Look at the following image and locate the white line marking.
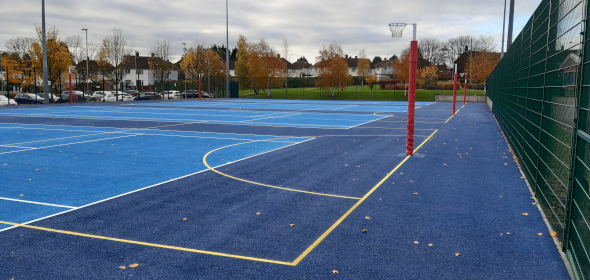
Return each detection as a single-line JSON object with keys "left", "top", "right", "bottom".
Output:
{"left": 0, "top": 134, "right": 139, "bottom": 155}
{"left": 346, "top": 115, "right": 393, "bottom": 130}
{"left": 0, "top": 197, "right": 76, "bottom": 209}
{"left": 0, "top": 138, "right": 314, "bottom": 233}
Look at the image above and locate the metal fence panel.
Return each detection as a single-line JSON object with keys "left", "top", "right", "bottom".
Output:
{"left": 488, "top": 0, "right": 590, "bottom": 278}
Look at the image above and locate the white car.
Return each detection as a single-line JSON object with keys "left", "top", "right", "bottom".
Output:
{"left": 101, "top": 92, "right": 134, "bottom": 102}
{"left": 0, "top": 95, "right": 17, "bottom": 106}
{"left": 162, "top": 91, "right": 182, "bottom": 100}
{"left": 91, "top": 91, "right": 109, "bottom": 101}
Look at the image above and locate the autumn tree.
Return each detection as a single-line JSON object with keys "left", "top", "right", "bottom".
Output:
{"left": 97, "top": 28, "right": 133, "bottom": 101}
{"left": 29, "top": 27, "right": 73, "bottom": 97}
{"left": 1, "top": 52, "right": 33, "bottom": 90}
{"left": 418, "top": 63, "right": 439, "bottom": 90}
{"left": 315, "top": 42, "right": 352, "bottom": 97}
{"left": 367, "top": 75, "right": 378, "bottom": 90}
{"left": 180, "top": 45, "right": 225, "bottom": 93}
{"left": 235, "top": 34, "right": 250, "bottom": 90}
{"left": 149, "top": 40, "right": 175, "bottom": 95}
{"left": 465, "top": 50, "right": 500, "bottom": 84}
{"left": 393, "top": 50, "right": 410, "bottom": 95}
{"left": 357, "top": 48, "right": 371, "bottom": 85}
{"left": 247, "top": 38, "right": 286, "bottom": 97}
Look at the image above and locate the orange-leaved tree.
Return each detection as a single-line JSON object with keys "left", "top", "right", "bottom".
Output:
{"left": 357, "top": 49, "right": 371, "bottom": 85}
{"left": 235, "top": 34, "right": 250, "bottom": 90}
{"left": 367, "top": 75, "right": 378, "bottom": 90}
{"left": 418, "top": 63, "right": 438, "bottom": 90}
{"left": 29, "top": 27, "right": 72, "bottom": 95}
{"left": 315, "top": 42, "right": 352, "bottom": 97}
{"left": 465, "top": 50, "right": 500, "bottom": 84}
{"left": 1, "top": 51, "right": 33, "bottom": 91}
{"left": 393, "top": 50, "right": 410, "bottom": 95}
{"left": 247, "top": 38, "right": 286, "bottom": 97}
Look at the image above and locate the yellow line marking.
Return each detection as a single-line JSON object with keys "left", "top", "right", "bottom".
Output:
{"left": 203, "top": 140, "right": 362, "bottom": 200}
{"left": 356, "top": 127, "right": 436, "bottom": 130}
{"left": 304, "top": 135, "right": 431, "bottom": 137}
{"left": 291, "top": 129, "right": 439, "bottom": 265}
{"left": 0, "top": 220, "right": 294, "bottom": 266}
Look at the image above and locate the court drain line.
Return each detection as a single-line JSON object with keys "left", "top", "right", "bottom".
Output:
{"left": 0, "top": 129, "right": 438, "bottom": 266}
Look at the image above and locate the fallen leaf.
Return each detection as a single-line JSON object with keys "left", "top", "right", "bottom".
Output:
{"left": 414, "top": 241, "right": 419, "bottom": 244}
{"left": 443, "top": 163, "right": 447, "bottom": 165}
{"left": 506, "top": 232, "right": 510, "bottom": 235}
{"left": 332, "top": 270, "right": 339, "bottom": 274}
{"left": 500, "top": 233, "right": 503, "bottom": 235}
{"left": 365, "top": 216, "right": 370, "bottom": 219}
{"left": 428, "top": 244, "right": 433, "bottom": 247}
{"left": 135, "top": 153, "right": 138, "bottom": 155}
{"left": 409, "top": 181, "right": 414, "bottom": 182}
{"left": 392, "top": 182, "right": 396, "bottom": 184}
{"left": 119, "top": 266, "right": 126, "bottom": 270}
{"left": 290, "top": 224, "right": 295, "bottom": 227}
{"left": 356, "top": 166, "right": 361, "bottom": 168}
{"left": 345, "top": 164, "right": 348, "bottom": 166}
{"left": 413, "top": 193, "right": 419, "bottom": 195}
{"left": 522, "top": 213, "right": 529, "bottom": 216}
{"left": 537, "top": 233, "right": 543, "bottom": 236}
{"left": 550, "top": 231, "right": 557, "bottom": 238}
{"left": 129, "top": 263, "right": 139, "bottom": 268}
{"left": 532, "top": 203, "right": 538, "bottom": 205}
{"left": 504, "top": 163, "right": 508, "bottom": 165}
{"left": 455, "top": 253, "right": 461, "bottom": 257}
{"left": 361, "top": 229, "right": 368, "bottom": 233}
{"left": 36, "top": 169, "right": 40, "bottom": 171}
{"left": 256, "top": 212, "right": 261, "bottom": 215}
{"left": 183, "top": 218, "right": 187, "bottom": 221}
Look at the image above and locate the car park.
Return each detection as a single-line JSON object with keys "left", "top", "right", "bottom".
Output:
{"left": 134, "top": 92, "right": 155, "bottom": 101}
{"left": 125, "top": 90, "right": 140, "bottom": 97}
{"left": 101, "top": 92, "right": 134, "bottom": 102}
{"left": 181, "top": 90, "right": 198, "bottom": 98}
{"left": 14, "top": 93, "right": 44, "bottom": 104}
{"left": 54, "top": 94, "right": 92, "bottom": 103}
{"left": 162, "top": 90, "right": 182, "bottom": 100}
{"left": 0, "top": 95, "right": 18, "bottom": 106}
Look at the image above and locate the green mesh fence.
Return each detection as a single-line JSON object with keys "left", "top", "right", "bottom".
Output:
{"left": 487, "top": 0, "right": 589, "bottom": 279}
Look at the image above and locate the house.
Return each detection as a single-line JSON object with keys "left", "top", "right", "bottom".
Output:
{"left": 373, "top": 59, "right": 395, "bottom": 80}
{"left": 288, "top": 60, "right": 312, "bottom": 77}
{"left": 454, "top": 46, "right": 501, "bottom": 74}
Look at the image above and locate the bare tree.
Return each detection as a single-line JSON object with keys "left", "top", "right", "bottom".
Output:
{"left": 65, "top": 35, "right": 84, "bottom": 64}
{"left": 148, "top": 40, "right": 174, "bottom": 96}
{"left": 419, "top": 37, "right": 444, "bottom": 65}
{"left": 445, "top": 35, "right": 474, "bottom": 67}
{"left": 357, "top": 48, "right": 371, "bottom": 85}
{"left": 282, "top": 38, "right": 290, "bottom": 92}
{"left": 97, "top": 28, "right": 134, "bottom": 101}
{"left": 5, "top": 37, "right": 34, "bottom": 59}
{"left": 473, "top": 35, "right": 499, "bottom": 52}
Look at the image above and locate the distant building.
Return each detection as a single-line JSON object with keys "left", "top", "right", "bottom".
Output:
{"left": 454, "top": 46, "right": 500, "bottom": 74}
{"left": 373, "top": 60, "right": 395, "bottom": 81}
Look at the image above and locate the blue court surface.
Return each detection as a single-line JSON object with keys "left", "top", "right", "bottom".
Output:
{"left": 0, "top": 99, "right": 571, "bottom": 279}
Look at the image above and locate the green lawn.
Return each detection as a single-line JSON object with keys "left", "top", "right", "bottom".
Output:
{"left": 238, "top": 85, "right": 484, "bottom": 101}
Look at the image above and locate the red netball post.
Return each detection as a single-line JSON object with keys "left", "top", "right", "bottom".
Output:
{"left": 389, "top": 23, "right": 418, "bottom": 156}
{"left": 463, "top": 73, "right": 467, "bottom": 105}
{"left": 452, "top": 64, "right": 457, "bottom": 115}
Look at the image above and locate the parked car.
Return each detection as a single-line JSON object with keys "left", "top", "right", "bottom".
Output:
{"left": 54, "top": 94, "right": 92, "bottom": 103}
{"left": 162, "top": 91, "right": 182, "bottom": 100}
{"left": 0, "top": 95, "right": 17, "bottom": 106}
{"left": 181, "top": 90, "right": 198, "bottom": 98}
{"left": 134, "top": 92, "right": 155, "bottom": 101}
{"left": 125, "top": 90, "right": 140, "bottom": 97}
{"left": 91, "top": 91, "right": 109, "bottom": 101}
{"left": 101, "top": 92, "right": 134, "bottom": 102}
{"left": 14, "top": 93, "right": 44, "bottom": 104}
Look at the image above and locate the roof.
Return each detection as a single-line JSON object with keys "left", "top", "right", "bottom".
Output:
{"left": 289, "top": 61, "right": 311, "bottom": 70}
{"left": 374, "top": 60, "right": 394, "bottom": 68}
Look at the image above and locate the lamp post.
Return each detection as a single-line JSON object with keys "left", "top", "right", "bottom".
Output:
{"left": 82, "top": 28, "right": 89, "bottom": 102}
{"left": 42, "top": 0, "right": 49, "bottom": 102}
{"left": 135, "top": 50, "right": 139, "bottom": 94}
{"left": 225, "top": 0, "right": 229, "bottom": 98}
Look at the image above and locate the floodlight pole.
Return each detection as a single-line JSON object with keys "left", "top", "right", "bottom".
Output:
{"left": 406, "top": 23, "right": 417, "bottom": 156}
{"left": 42, "top": 0, "right": 49, "bottom": 102}
{"left": 225, "top": 0, "right": 230, "bottom": 98}
{"left": 82, "top": 28, "right": 88, "bottom": 103}
{"left": 501, "top": 0, "right": 507, "bottom": 58}
{"left": 452, "top": 64, "right": 457, "bottom": 115}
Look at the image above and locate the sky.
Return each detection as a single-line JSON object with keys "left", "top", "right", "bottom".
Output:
{"left": 0, "top": 0, "right": 542, "bottom": 63}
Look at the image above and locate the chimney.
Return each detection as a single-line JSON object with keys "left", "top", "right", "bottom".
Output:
{"left": 345, "top": 54, "right": 348, "bottom": 59}
{"left": 355, "top": 56, "right": 358, "bottom": 59}
{"left": 464, "top": 46, "right": 468, "bottom": 52}
{"left": 277, "top": 54, "right": 281, "bottom": 58}
{"left": 151, "top": 53, "right": 155, "bottom": 58}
